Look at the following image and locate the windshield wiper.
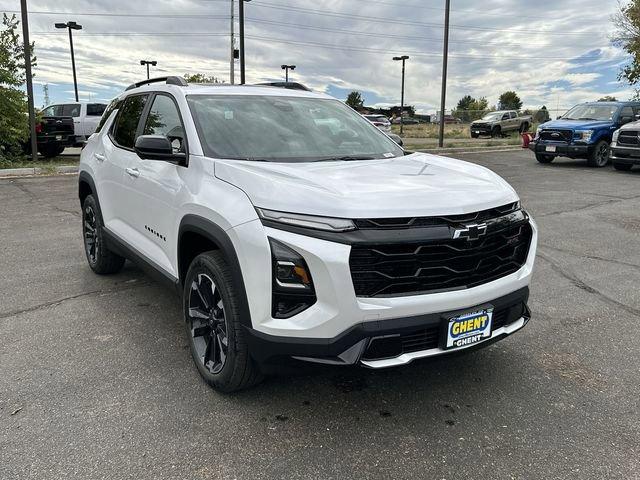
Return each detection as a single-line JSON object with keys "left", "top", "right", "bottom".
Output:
{"left": 578, "top": 117, "right": 598, "bottom": 121}
{"left": 316, "top": 155, "right": 380, "bottom": 162}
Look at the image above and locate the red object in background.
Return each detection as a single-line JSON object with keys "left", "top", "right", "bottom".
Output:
{"left": 35, "top": 122, "right": 42, "bottom": 134}
{"left": 521, "top": 132, "right": 534, "bottom": 148}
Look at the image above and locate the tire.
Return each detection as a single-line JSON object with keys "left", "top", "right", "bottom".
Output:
{"left": 535, "top": 153, "right": 555, "bottom": 164}
{"left": 586, "top": 140, "right": 610, "bottom": 168}
{"left": 82, "top": 194, "right": 126, "bottom": 274}
{"left": 56, "top": 145, "right": 66, "bottom": 155}
{"left": 491, "top": 126, "right": 501, "bottom": 138}
{"left": 184, "top": 251, "right": 263, "bottom": 392}
{"left": 613, "top": 162, "right": 633, "bottom": 171}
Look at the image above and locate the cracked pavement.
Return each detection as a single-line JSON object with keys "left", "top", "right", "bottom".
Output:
{"left": 1, "top": 151, "right": 640, "bottom": 479}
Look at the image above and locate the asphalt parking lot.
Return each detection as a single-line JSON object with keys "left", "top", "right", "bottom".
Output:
{"left": 2, "top": 150, "right": 640, "bottom": 479}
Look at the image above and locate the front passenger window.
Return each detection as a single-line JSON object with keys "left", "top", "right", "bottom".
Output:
{"left": 143, "top": 95, "right": 185, "bottom": 153}
{"left": 112, "top": 95, "right": 148, "bottom": 149}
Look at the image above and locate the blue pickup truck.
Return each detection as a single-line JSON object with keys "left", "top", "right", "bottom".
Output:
{"left": 529, "top": 101, "right": 640, "bottom": 167}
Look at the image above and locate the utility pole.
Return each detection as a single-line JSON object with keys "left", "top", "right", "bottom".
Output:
{"left": 20, "top": 0, "right": 38, "bottom": 160}
{"left": 239, "top": 0, "right": 250, "bottom": 84}
{"left": 281, "top": 64, "right": 295, "bottom": 82}
{"left": 438, "top": 0, "right": 451, "bottom": 148}
{"left": 393, "top": 56, "right": 409, "bottom": 136}
{"left": 55, "top": 21, "right": 82, "bottom": 102}
{"left": 140, "top": 60, "right": 157, "bottom": 80}
{"left": 230, "top": 0, "right": 235, "bottom": 84}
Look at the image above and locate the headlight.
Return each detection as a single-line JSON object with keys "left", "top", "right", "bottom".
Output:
{"left": 575, "top": 130, "right": 594, "bottom": 142}
{"left": 535, "top": 127, "right": 542, "bottom": 139}
{"left": 612, "top": 129, "right": 621, "bottom": 143}
{"left": 257, "top": 208, "right": 356, "bottom": 232}
{"left": 269, "top": 238, "right": 316, "bottom": 319}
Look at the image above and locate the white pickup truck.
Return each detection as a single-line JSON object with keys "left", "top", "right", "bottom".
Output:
{"left": 41, "top": 102, "right": 108, "bottom": 146}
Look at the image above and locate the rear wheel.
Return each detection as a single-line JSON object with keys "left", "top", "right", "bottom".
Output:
{"left": 535, "top": 153, "right": 555, "bottom": 164}
{"left": 587, "top": 140, "right": 610, "bottom": 168}
{"left": 82, "top": 194, "right": 126, "bottom": 274}
{"left": 613, "top": 162, "right": 633, "bottom": 171}
{"left": 184, "top": 251, "right": 263, "bottom": 392}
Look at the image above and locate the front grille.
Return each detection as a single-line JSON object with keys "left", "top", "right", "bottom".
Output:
{"left": 354, "top": 202, "right": 519, "bottom": 230}
{"left": 539, "top": 129, "right": 572, "bottom": 143}
{"left": 349, "top": 221, "right": 533, "bottom": 297}
{"left": 617, "top": 130, "right": 640, "bottom": 146}
{"left": 360, "top": 301, "right": 527, "bottom": 360}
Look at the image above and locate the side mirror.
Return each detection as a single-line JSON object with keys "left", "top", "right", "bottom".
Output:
{"left": 134, "top": 134, "right": 186, "bottom": 163}
{"left": 556, "top": 116, "right": 562, "bottom": 120}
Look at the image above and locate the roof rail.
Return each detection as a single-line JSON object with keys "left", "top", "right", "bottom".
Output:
{"left": 125, "top": 76, "right": 188, "bottom": 91}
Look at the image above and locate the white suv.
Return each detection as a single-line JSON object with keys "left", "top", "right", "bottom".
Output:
{"left": 79, "top": 77, "right": 537, "bottom": 391}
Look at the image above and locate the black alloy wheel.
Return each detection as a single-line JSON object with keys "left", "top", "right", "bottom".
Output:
{"left": 83, "top": 203, "right": 99, "bottom": 264}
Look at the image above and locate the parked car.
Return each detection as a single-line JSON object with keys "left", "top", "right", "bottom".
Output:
{"left": 392, "top": 117, "right": 420, "bottom": 125}
{"left": 41, "top": 102, "right": 108, "bottom": 146}
{"left": 529, "top": 102, "right": 640, "bottom": 167}
{"left": 22, "top": 114, "right": 75, "bottom": 158}
{"left": 610, "top": 120, "right": 640, "bottom": 171}
{"left": 78, "top": 76, "right": 537, "bottom": 391}
{"left": 470, "top": 111, "right": 532, "bottom": 138}
{"left": 363, "top": 114, "right": 391, "bottom": 133}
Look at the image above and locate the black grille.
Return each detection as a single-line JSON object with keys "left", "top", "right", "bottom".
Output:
{"left": 354, "top": 202, "right": 519, "bottom": 230}
{"left": 539, "top": 129, "right": 572, "bottom": 143}
{"left": 617, "top": 130, "right": 640, "bottom": 146}
{"left": 349, "top": 222, "right": 533, "bottom": 297}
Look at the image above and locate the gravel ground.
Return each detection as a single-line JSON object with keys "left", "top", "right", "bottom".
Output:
{"left": 1, "top": 150, "right": 639, "bottom": 479}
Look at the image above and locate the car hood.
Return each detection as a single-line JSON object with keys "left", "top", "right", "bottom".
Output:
{"left": 617, "top": 119, "right": 640, "bottom": 132}
{"left": 214, "top": 153, "right": 518, "bottom": 218}
{"left": 540, "top": 119, "right": 613, "bottom": 130}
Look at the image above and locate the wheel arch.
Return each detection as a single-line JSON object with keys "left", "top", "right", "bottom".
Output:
{"left": 78, "top": 171, "right": 101, "bottom": 212}
{"left": 178, "top": 214, "right": 253, "bottom": 328}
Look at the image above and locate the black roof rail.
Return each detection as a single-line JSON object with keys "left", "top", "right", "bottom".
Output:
{"left": 125, "top": 76, "right": 188, "bottom": 91}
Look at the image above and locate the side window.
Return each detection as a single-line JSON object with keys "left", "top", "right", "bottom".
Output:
{"left": 95, "top": 99, "right": 122, "bottom": 133}
{"left": 619, "top": 106, "right": 634, "bottom": 122}
{"left": 143, "top": 95, "right": 185, "bottom": 153}
{"left": 87, "top": 103, "right": 107, "bottom": 116}
{"left": 42, "top": 105, "right": 62, "bottom": 117}
{"left": 510, "top": 112, "right": 517, "bottom": 119}
{"left": 502, "top": 113, "right": 509, "bottom": 120}
{"left": 62, "top": 104, "right": 81, "bottom": 117}
{"left": 112, "top": 95, "right": 148, "bottom": 149}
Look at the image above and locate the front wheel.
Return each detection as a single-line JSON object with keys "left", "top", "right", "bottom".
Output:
{"left": 587, "top": 140, "right": 610, "bottom": 168}
{"left": 82, "top": 194, "right": 126, "bottom": 274}
{"left": 184, "top": 251, "right": 263, "bottom": 392}
{"left": 491, "top": 126, "right": 501, "bottom": 138}
{"left": 535, "top": 153, "right": 555, "bottom": 164}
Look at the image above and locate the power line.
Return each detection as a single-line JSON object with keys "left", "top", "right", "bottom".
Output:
{"left": 2, "top": 9, "right": 229, "bottom": 19}
{"left": 33, "top": 32, "right": 229, "bottom": 36}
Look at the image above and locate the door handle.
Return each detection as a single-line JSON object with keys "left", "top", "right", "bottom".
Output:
{"left": 94, "top": 153, "right": 106, "bottom": 162}
{"left": 125, "top": 167, "right": 140, "bottom": 178}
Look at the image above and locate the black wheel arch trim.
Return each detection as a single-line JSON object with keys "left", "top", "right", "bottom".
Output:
{"left": 78, "top": 171, "right": 100, "bottom": 209}
{"left": 178, "top": 214, "right": 253, "bottom": 328}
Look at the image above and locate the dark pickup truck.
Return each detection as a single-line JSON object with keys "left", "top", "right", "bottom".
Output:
{"left": 29, "top": 116, "right": 75, "bottom": 158}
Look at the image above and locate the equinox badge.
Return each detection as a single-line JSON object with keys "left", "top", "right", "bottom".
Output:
{"left": 453, "top": 223, "right": 488, "bottom": 241}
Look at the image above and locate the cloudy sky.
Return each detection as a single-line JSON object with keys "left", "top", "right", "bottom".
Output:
{"left": 1, "top": 0, "right": 631, "bottom": 115}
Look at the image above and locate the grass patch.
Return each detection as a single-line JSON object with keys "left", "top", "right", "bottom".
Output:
{"left": 0, "top": 155, "right": 80, "bottom": 170}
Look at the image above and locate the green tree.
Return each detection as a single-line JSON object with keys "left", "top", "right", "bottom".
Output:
{"left": 345, "top": 91, "right": 364, "bottom": 110}
{"left": 613, "top": 1, "right": 640, "bottom": 95}
{"left": 183, "top": 73, "right": 224, "bottom": 83}
{"left": 454, "top": 95, "right": 489, "bottom": 122}
{"left": 598, "top": 95, "right": 618, "bottom": 101}
{"left": 498, "top": 91, "right": 522, "bottom": 110}
{"left": 0, "top": 14, "right": 36, "bottom": 160}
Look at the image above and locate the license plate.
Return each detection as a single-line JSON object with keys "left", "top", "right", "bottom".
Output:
{"left": 445, "top": 308, "right": 493, "bottom": 350}
{"left": 545, "top": 145, "right": 556, "bottom": 152}
{"left": 56, "top": 135, "right": 62, "bottom": 141}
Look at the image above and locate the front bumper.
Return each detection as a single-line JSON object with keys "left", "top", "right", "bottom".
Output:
{"left": 528, "top": 141, "right": 594, "bottom": 158}
{"left": 610, "top": 144, "right": 640, "bottom": 165}
{"left": 470, "top": 124, "right": 493, "bottom": 134}
{"left": 245, "top": 287, "right": 531, "bottom": 368}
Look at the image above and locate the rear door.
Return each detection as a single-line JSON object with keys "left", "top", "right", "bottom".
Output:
{"left": 98, "top": 94, "right": 149, "bottom": 237}
{"left": 118, "top": 93, "right": 188, "bottom": 277}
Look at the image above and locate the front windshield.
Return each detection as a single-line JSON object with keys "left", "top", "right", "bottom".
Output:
{"left": 186, "top": 95, "right": 403, "bottom": 162}
{"left": 481, "top": 112, "right": 503, "bottom": 121}
{"left": 561, "top": 104, "right": 618, "bottom": 121}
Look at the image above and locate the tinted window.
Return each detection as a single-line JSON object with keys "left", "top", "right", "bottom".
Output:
{"left": 509, "top": 112, "right": 517, "bottom": 119}
{"left": 143, "top": 95, "right": 185, "bottom": 152}
{"left": 96, "top": 99, "right": 121, "bottom": 133}
{"left": 42, "top": 105, "right": 62, "bottom": 117}
{"left": 112, "top": 95, "right": 148, "bottom": 149}
{"left": 87, "top": 103, "right": 107, "bottom": 116}
{"left": 62, "top": 104, "right": 81, "bottom": 117}
{"left": 502, "top": 113, "right": 509, "bottom": 120}
{"left": 619, "top": 106, "right": 634, "bottom": 119}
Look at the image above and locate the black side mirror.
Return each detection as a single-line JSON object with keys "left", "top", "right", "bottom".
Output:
{"left": 556, "top": 116, "right": 562, "bottom": 120}
{"left": 134, "top": 134, "right": 186, "bottom": 163}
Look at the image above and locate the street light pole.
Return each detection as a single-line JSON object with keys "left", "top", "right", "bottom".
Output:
{"left": 281, "top": 64, "right": 295, "bottom": 82}
{"left": 239, "top": 0, "right": 251, "bottom": 84}
{"left": 140, "top": 60, "right": 157, "bottom": 80}
{"left": 230, "top": 0, "right": 235, "bottom": 84}
{"left": 20, "top": 0, "right": 38, "bottom": 160}
{"left": 393, "top": 55, "right": 409, "bottom": 136}
{"left": 438, "top": 0, "right": 451, "bottom": 148}
{"left": 55, "top": 21, "right": 82, "bottom": 102}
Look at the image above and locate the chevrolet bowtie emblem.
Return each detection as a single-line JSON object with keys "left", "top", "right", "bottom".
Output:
{"left": 453, "top": 223, "right": 488, "bottom": 241}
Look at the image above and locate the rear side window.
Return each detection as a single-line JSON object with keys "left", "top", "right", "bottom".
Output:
{"left": 87, "top": 103, "right": 107, "bottom": 116}
{"left": 62, "top": 104, "right": 81, "bottom": 117}
{"left": 143, "top": 95, "right": 185, "bottom": 152}
{"left": 112, "top": 95, "right": 148, "bottom": 149}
